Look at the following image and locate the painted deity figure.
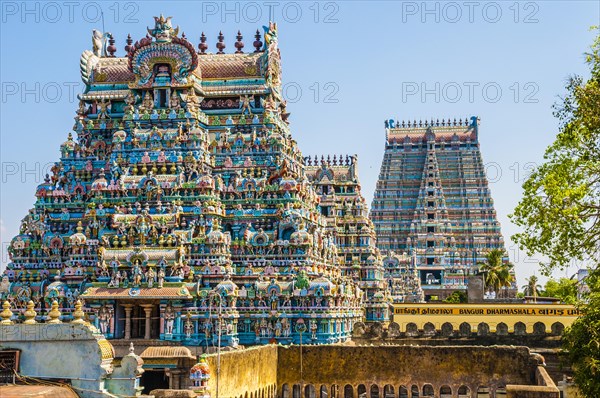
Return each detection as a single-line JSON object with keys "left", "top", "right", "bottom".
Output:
{"left": 239, "top": 95, "right": 254, "bottom": 115}
{"left": 132, "top": 263, "right": 143, "bottom": 286}
{"left": 146, "top": 267, "right": 156, "bottom": 288}
{"left": 158, "top": 266, "right": 166, "bottom": 288}
{"left": 260, "top": 318, "right": 268, "bottom": 338}
{"left": 96, "top": 99, "right": 111, "bottom": 120}
{"left": 184, "top": 316, "right": 194, "bottom": 339}
{"left": 141, "top": 91, "right": 154, "bottom": 111}
{"left": 204, "top": 319, "right": 213, "bottom": 338}
{"left": 148, "top": 14, "right": 179, "bottom": 43}
{"left": 170, "top": 91, "right": 181, "bottom": 109}
{"left": 92, "top": 29, "right": 106, "bottom": 56}
{"left": 164, "top": 305, "right": 175, "bottom": 334}
{"left": 282, "top": 318, "right": 291, "bottom": 337}
{"left": 310, "top": 319, "right": 318, "bottom": 340}
{"left": 98, "top": 305, "right": 113, "bottom": 335}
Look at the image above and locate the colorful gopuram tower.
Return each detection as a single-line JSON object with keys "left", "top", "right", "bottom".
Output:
{"left": 370, "top": 117, "right": 509, "bottom": 300}
{"left": 305, "top": 155, "right": 390, "bottom": 322}
{"left": 0, "top": 16, "right": 364, "bottom": 346}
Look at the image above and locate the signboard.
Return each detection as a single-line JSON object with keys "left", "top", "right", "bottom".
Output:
{"left": 393, "top": 305, "right": 580, "bottom": 317}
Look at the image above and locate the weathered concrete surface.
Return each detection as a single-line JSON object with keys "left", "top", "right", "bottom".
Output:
{"left": 205, "top": 344, "right": 558, "bottom": 398}
{"left": 506, "top": 385, "right": 560, "bottom": 398}
{"left": 0, "top": 323, "right": 113, "bottom": 397}
{"left": 0, "top": 385, "right": 79, "bottom": 398}
{"left": 0, "top": 323, "right": 143, "bottom": 398}
{"left": 277, "top": 345, "right": 534, "bottom": 392}
{"left": 206, "top": 344, "right": 278, "bottom": 398}
{"left": 505, "top": 367, "right": 560, "bottom": 397}
{"left": 150, "top": 389, "right": 196, "bottom": 398}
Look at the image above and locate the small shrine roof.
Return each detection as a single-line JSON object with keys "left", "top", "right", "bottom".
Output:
{"left": 197, "top": 52, "right": 264, "bottom": 79}
{"left": 103, "top": 247, "right": 178, "bottom": 261}
{"left": 87, "top": 51, "right": 264, "bottom": 86}
{"left": 140, "top": 346, "right": 195, "bottom": 359}
{"left": 81, "top": 286, "right": 192, "bottom": 299}
{"left": 79, "top": 90, "right": 131, "bottom": 100}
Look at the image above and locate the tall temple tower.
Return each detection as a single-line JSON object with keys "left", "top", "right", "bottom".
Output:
{"left": 1, "top": 17, "right": 365, "bottom": 346}
{"left": 305, "top": 155, "right": 390, "bottom": 322}
{"left": 370, "top": 117, "right": 509, "bottom": 300}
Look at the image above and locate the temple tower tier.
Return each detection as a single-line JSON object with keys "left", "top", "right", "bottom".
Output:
{"left": 1, "top": 17, "right": 365, "bottom": 346}
{"left": 370, "top": 117, "right": 514, "bottom": 300}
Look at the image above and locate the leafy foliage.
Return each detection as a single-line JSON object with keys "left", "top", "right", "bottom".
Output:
{"left": 542, "top": 277, "right": 578, "bottom": 304}
{"left": 477, "top": 249, "right": 515, "bottom": 296}
{"left": 562, "top": 269, "right": 600, "bottom": 397}
{"left": 522, "top": 275, "right": 542, "bottom": 298}
{"left": 444, "top": 291, "right": 468, "bottom": 303}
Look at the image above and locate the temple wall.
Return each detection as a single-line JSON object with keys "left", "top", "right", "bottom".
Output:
{"left": 277, "top": 345, "right": 535, "bottom": 396}
{"left": 206, "top": 345, "right": 278, "bottom": 398}
{"left": 207, "top": 344, "right": 558, "bottom": 398}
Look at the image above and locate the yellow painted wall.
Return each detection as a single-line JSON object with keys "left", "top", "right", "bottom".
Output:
{"left": 392, "top": 303, "right": 579, "bottom": 333}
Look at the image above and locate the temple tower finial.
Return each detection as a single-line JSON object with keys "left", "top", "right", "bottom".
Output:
{"left": 253, "top": 30, "right": 263, "bottom": 52}
{"left": 235, "top": 31, "right": 244, "bottom": 53}
{"left": 124, "top": 34, "right": 133, "bottom": 53}
{"left": 199, "top": 32, "right": 208, "bottom": 54}
{"left": 216, "top": 31, "right": 226, "bottom": 54}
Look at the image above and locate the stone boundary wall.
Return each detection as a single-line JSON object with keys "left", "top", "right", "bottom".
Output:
{"left": 277, "top": 345, "right": 534, "bottom": 397}
{"left": 207, "top": 344, "right": 559, "bottom": 398}
{"left": 205, "top": 344, "right": 278, "bottom": 398}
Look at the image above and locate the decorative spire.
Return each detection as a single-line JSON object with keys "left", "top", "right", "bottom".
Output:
{"left": 71, "top": 300, "right": 85, "bottom": 324}
{"left": 0, "top": 301, "right": 13, "bottom": 325}
{"left": 235, "top": 30, "right": 244, "bottom": 53}
{"left": 129, "top": 342, "right": 135, "bottom": 354}
{"left": 216, "top": 31, "right": 226, "bottom": 54}
{"left": 107, "top": 33, "right": 117, "bottom": 57}
{"left": 253, "top": 29, "right": 263, "bottom": 52}
{"left": 24, "top": 300, "right": 37, "bottom": 324}
{"left": 199, "top": 32, "right": 208, "bottom": 54}
{"left": 47, "top": 300, "right": 62, "bottom": 324}
{"left": 124, "top": 34, "right": 133, "bottom": 53}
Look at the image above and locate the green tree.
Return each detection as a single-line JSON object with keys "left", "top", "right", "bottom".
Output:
{"left": 444, "top": 291, "right": 468, "bottom": 303}
{"left": 478, "top": 249, "right": 515, "bottom": 297}
{"left": 511, "top": 30, "right": 600, "bottom": 397}
{"left": 522, "top": 275, "right": 542, "bottom": 299}
{"left": 562, "top": 269, "right": 600, "bottom": 397}
{"left": 543, "top": 277, "right": 578, "bottom": 304}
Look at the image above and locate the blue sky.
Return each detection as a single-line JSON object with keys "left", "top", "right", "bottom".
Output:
{"left": 1, "top": 1, "right": 599, "bottom": 287}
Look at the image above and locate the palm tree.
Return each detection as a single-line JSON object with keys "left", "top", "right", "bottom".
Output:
{"left": 522, "top": 275, "right": 542, "bottom": 301}
{"left": 478, "top": 249, "right": 515, "bottom": 298}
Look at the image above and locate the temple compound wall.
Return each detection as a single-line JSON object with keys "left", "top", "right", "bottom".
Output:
{"left": 206, "top": 345, "right": 559, "bottom": 398}
{"left": 205, "top": 345, "right": 278, "bottom": 398}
